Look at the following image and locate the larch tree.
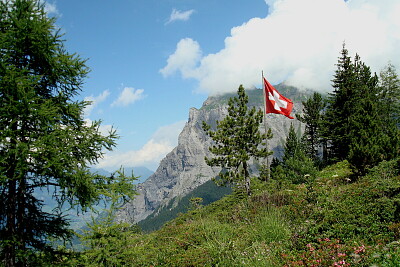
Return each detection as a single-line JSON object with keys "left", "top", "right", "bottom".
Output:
{"left": 0, "top": 1, "right": 134, "bottom": 265}
{"left": 202, "top": 85, "right": 272, "bottom": 196}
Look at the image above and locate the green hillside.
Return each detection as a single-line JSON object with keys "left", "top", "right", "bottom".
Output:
{"left": 64, "top": 159, "right": 400, "bottom": 266}
{"left": 138, "top": 180, "right": 232, "bottom": 232}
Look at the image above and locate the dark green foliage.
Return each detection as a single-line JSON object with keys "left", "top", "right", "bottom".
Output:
{"left": 323, "top": 44, "right": 400, "bottom": 175}
{"left": 282, "top": 123, "right": 303, "bottom": 163}
{"left": 202, "top": 85, "right": 272, "bottom": 195}
{"left": 296, "top": 92, "right": 325, "bottom": 163}
{"left": 0, "top": 1, "right": 130, "bottom": 265}
{"left": 346, "top": 58, "right": 400, "bottom": 176}
{"left": 272, "top": 123, "right": 317, "bottom": 184}
{"left": 323, "top": 44, "right": 358, "bottom": 162}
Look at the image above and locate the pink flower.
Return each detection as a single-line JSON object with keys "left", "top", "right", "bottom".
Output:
{"left": 333, "top": 260, "right": 348, "bottom": 266}
{"left": 354, "top": 245, "right": 366, "bottom": 254}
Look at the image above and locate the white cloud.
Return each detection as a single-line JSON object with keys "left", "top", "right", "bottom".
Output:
{"left": 111, "top": 87, "right": 145, "bottom": 107}
{"left": 160, "top": 38, "right": 202, "bottom": 78}
{"left": 264, "top": 0, "right": 279, "bottom": 12}
{"left": 84, "top": 90, "right": 110, "bottom": 117}
{"left": 40, "top": 1, "right": 59, "bottom": 16}
{"left": 166, "top": 8, "right": 195, "bottom": 24}
{"left": 2, "top": 0, "right": 59, "bottom": 16}
{"left": 161, "top": 0, "right": 400, "bottom": 94}
{"left": 96, "top": 121, "right": 186, "bottom": 171}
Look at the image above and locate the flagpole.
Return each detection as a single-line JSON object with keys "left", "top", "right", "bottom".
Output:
{"left": 262, "top": 71, "right": 271, "bottom": 181}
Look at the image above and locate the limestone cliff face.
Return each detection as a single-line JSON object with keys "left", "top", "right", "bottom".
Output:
{"left": 116, "top": 104, "right": 227, "bottom": 223}
{"left": 117, "top": 86, "right": 307, "bottom": 223}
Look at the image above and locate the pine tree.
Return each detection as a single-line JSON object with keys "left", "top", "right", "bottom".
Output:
{"left": 377, "top": 63, "right": 400, "bottom": 162}
{"left": 348, "top": 60, "right": 400, "bottom": 175}
{"left": 202, "top": 85, "right": 272, "bottom": 196}
{"left": 0, "top": 1, "right": 133, "bottom": 265}
{"left": 323, "top": 44, "right": 400, "bottom": 175}
{"left": 346, "top": 55, "right": 382, "bottom": 175}
{"left": 282, "top": 123, "right": 302, "bottom": 163}
{"left": 296, "top": 92, "right": 325, "bottom": 163}
{"left": 323, "top": 44, "right": 356, "bottom": 162}
{"left": 278, "top": 123, "right": 316, "bottom": 184}
{"left": 379, "top": 63, "right": 400, "bottom": 125}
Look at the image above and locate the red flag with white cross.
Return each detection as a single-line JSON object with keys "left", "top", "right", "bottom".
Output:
{"left": 263, "top": 77, "right": 294, "bottom": 119}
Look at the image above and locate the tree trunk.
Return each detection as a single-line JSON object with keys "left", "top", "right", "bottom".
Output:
{"left": 243, "top": 162, "right": 251, "bottom": 196}
{"left": 4, "top": 123, "right": 18, "bottom": 267}
{"left": 16, "top": 178, "right": 27, "bottom": 264}
{"left": 4, "top": 179, "right": 17, "bottom": 267}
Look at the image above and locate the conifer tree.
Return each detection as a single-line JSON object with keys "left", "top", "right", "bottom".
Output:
{"left": 282, "top": 123, "right": 303, "bottom": 163}
{"left": 345, "top": 55, "right": 382, "bottom": 175}
{"left": 323, "top": 44, "right": 356, "bottom": 162}
{"left": 0, "top": 1, "right": 133, "bottom": 265}
{"left": 202, "top": 85, "right": 272, "bottom": 196}
{"left": 296, "top": 92, "right": 325, "bottom": 163}
{"left": 376, "top": 63, "right": 400, "bottom": 162}
{"left": 379, "top": 63, "right": 400, "bottom": 125}
{"left": 323, "top": 44, "right": 400, "bottom": 175}
{"left": 275, "top": 123, "right": 316, "bottom": 184}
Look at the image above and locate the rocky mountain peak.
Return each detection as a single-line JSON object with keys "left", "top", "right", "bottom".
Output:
{"left": 116, "top": 86, "right": 307, "bottom": 224}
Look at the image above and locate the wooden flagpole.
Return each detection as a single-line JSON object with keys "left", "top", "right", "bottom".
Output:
{"left": 262, "top": 71, "right": 270, "bottom": 181}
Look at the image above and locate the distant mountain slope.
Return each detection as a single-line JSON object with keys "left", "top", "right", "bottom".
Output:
{"left": 138, "top": 180, "right": 232, "bottom": 232}
{"left": 116, "top": 85, "right": 312, "bottom": 224}
{"left": 92, "top": 166, "right": 153, "bottom": 184}
{"left": 34, "top": 166, "right": 153, "bottom": 230}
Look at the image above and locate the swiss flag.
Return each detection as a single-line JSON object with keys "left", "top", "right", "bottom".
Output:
{"left": 263, "top": 77, "right": 294, "bottom": 119}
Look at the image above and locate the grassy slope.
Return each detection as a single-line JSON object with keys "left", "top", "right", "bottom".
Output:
{"left": 138, "top": 180, "right": 232, "bottom": 232}
{"left": 71, "top": 159, "right": 400, "bottom": 266}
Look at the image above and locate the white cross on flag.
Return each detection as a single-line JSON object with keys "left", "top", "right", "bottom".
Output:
{"left": 263, "top": 77, "right": 294, "bottom": 119}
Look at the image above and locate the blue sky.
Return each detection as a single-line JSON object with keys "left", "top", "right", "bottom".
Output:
{"left": 46, "top": 0, "right": 400, "bottom": 171}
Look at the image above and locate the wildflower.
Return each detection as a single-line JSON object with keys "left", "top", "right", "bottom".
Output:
{"left": 333, "top": 259, "right": 347, "bottom": 266}
{"left": 354, "top": 245, "right": 366, "bottom": 254}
